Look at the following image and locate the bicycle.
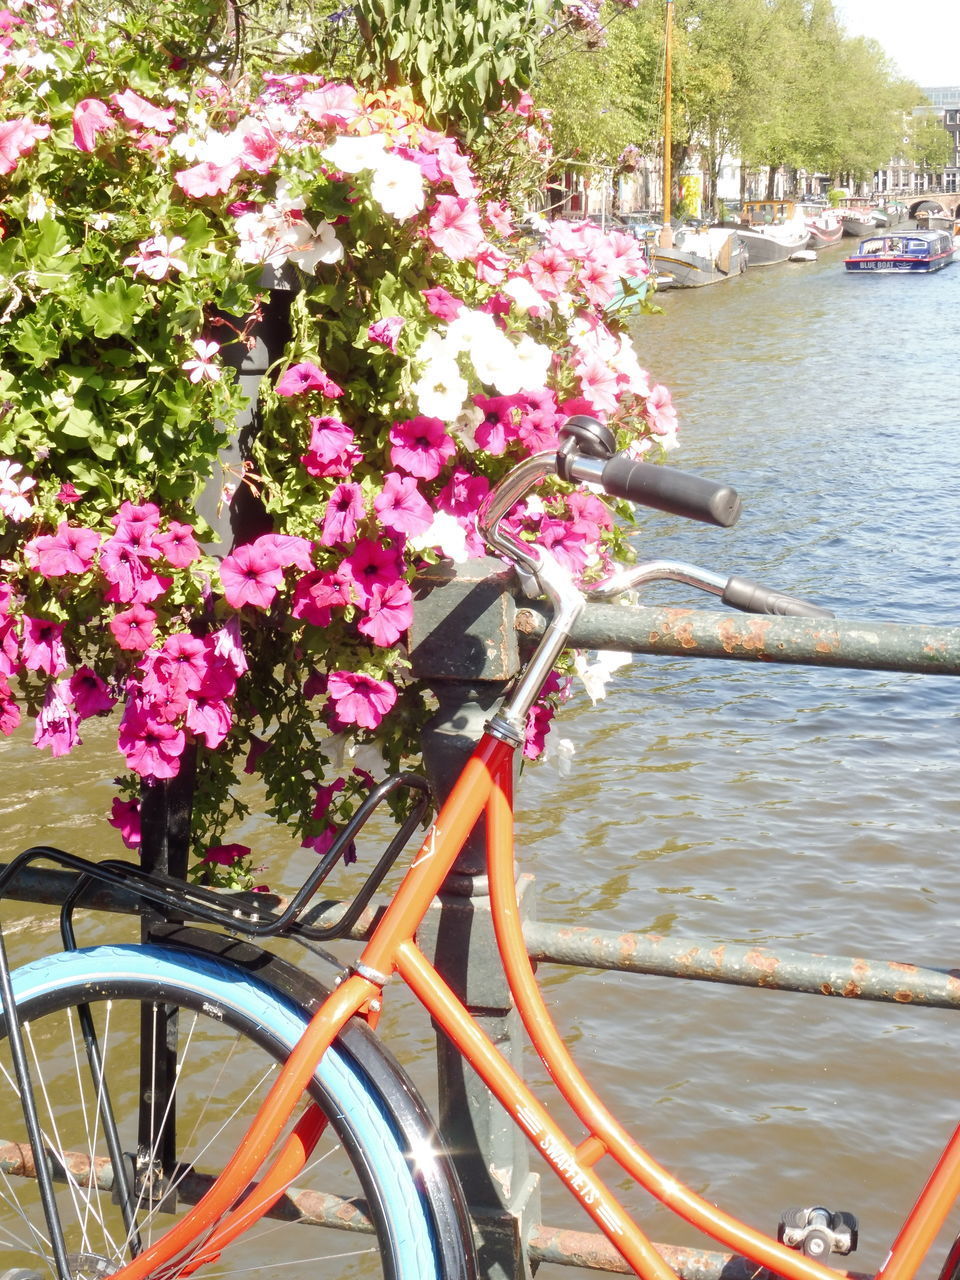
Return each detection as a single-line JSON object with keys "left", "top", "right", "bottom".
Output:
{"left": 0, "top": 413, "right": 939, "bottom": 1280}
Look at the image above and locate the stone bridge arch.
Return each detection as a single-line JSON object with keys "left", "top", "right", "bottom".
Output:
{"left": 908, "top": 194, "right": 960, "bottom": 220}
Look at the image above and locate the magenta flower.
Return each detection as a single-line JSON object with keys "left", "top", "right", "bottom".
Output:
{"left": 56, "top": 483, "right": 83, "bottom": 505}
{"left": 202, "top": 843, "right": 251, "bottom": 868}
{"left": 159, "top": 633, "right": 210, "bottom": 692}
{"left": 0, "top": 675, "right": 20, "bottom": 736}
{"left": 373, "top": 473, "right": 432, "bottom": 536}
{"left": 109, "top": 603, "right": 157, "bottom": 652}
{"left": 302, "top": 416, "right": 363, "bottom": 478}
{"left": 211, "top": 621, "right": 248, "bottom": 680}
{"left": 473, "top": 394, "right": 523, "bottom": 455}
{"left": 427, "top": 195, "right": 485, "bottom": 260}
{"left": 108, "top": 797, "right": 141, "bottom": 850}
{"left": 337, "top": 539, "right": 404, "bottom": 608}
{"left": 357, "top": 579, "right": 414, "bottom": 648}
{"left": 99, "top": 539, "right": 147, "bottom": 602}
{"left": 321, "top": 483, "right": 365, "bottom": 546}
{"left": 111, "top": 89, "right": 175, "bottom": 134}
{"left": 422, "top": 286, "right": 463, "bottom": 320}
{"left": 185, "top": 692, "right": 232, "bottom": 748}
{"left": 389, "top": 416, "right": 455, "bottom": 481}
{"left": 118, "top": 708, "right": 185, "bottom": 780}
{"left": 72, "top": 98, "right": 113, "bottom": 151}
{"left": 154, "top": 521, "right": 201, "bottom": 567}
{"left": 69, "top": 667, "right": 115, "bottom": 718}
{"left": 255, "top": 533, "right": 314, "bottom": 572}
{"left": 367, "top": 317, "right": 404, "bottom": 352}
{"left": 220, "top": 539, "right": 288, "bottom": 609}
{"left": 33, "top": 682, "right": 79, "bottom": 758}
{"left": 24, "top": 522, "right": 100, "bottom": 577}
{"left": 21, "top": 618, "right": 67, "bottom": 676}
{"left": 290, "top": 571, "right": 347, "bottom": 627}
{"left": 275, "top": 361, "right": 343, "bottom": 399}
{"left": 327, "top": 670, "right": 398, "bottom": 730}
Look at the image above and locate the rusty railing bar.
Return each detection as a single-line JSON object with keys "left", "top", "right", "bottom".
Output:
{"left": 5, "top": 866, "right": 958, "bottom": 1011}
{"left": 516, "top": 602, "right": 960, "bottom": 676}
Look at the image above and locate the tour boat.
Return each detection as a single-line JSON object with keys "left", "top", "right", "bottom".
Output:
{"left": 843, "top": 229, "right": 956, "bottom": 274}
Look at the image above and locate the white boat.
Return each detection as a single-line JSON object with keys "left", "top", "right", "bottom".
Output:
{"left": 653, "top": 226, "right": 748, "bottom": 288}
{"left": 728, "top": 200, "right": 811, "bottom": 266}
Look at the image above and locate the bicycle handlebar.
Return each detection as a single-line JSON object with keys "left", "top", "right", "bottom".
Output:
{"left": 565, "top": 453, "right": 742, "bottom": 529}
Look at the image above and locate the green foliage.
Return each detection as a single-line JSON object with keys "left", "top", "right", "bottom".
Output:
{"left": 353, "top": 0, "right": 556, "bottom": 143}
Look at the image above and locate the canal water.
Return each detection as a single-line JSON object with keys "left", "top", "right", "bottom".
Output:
{"left": 1, "top": 238, "right": 959, "bottom": 1277}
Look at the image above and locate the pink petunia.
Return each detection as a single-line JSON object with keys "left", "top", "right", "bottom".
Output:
{"left": 185, "top": 691, "right": 232, "bottom": 748}
{"left": 202, "top": 843, "right": 252, "bottom": 868}
{"left": 21, "top": 618, "right": 67, "bottom": 676}
{"left": 234, "top": 119, "right": 280, "bottom": 174}
{"left": 645, "top": 383, "right": 679, "bottom": 438}
{"left": 159, "top": 633, "right": 210, "bottom": 692}
{"left": 275, "top": 361, "right": 343, "bottom": 399}
{"left": 69, "top": 666, "right": 115, "bottom": 718}
{"left": 326, "top": 670, "right": 398, "bottom": 730}
{"left": 111, "top": 89, "right": 175, "bottom": 134}
{"left": 219, "top": 543, "right": 285, "bottom": 610}
{"left": 0, "top": 117, "right": 51, "bottom": 175}
{"left": 218, "top": 534, "right": 309, "bottom": 610}
{"left": 108, "top": 797, "right": 141, "bottom": 850}
{"left": 422, "top": 286, "right": 463, "bottom": 320}
{"left": 336, "top": 539, "right": 404, "bottom": 608}
{"left": 24, "top": 523, "right": 100, "bottom": 577}
{"left": 302, "top": 416, "right": 363, "bottom": 478}
{"left": 526, "top": 246, "right": 574, "bottom": 299}
{"left": 33, "top": 681, "right": 80, "bottom": 758}
{"left": 320, "top": 482, "right": 365, "bottom": 547}
{"left": 373, "top": 473, "right": 433, "bottom": 537}
{"left": 109, "top": 603, "right": 157, "bottom": 652}
{"left": 427, "top": 195, "right": 485, "bottom": 260}
{"left": 154, "top": 521, "right": 201, "bottom": 567}
{"left": 175, "top": 159, "right": 241, "bottom": 198}
{"left": 290, "top": 571, "right": 347, "bottom": 627}
{"left": 367, "top": 316, "right": 404, "bottom": 352}
{"left": 118, "top": 708, "right": 185, "bottom": 780}
{"left": 357, "top": 580, "right": 414, "bottom": 648}
{"left": 72, "top": 98, "right": 113, "bottom": 151}
{"left": 0, "top": 674, "right": 20, "bottom": 736}
{"left": 389, "top": 416, "right": 456, "bottom": 481}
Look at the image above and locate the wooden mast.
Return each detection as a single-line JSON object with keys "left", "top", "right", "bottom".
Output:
{"left": 659, "top": 0, "right": 673, "bottom": 249}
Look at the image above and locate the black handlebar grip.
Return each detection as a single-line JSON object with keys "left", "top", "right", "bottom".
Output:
{"left": 600, "top": 455, "right": 742, "bottom": 528}
{"left": 722, "top": 575, "right": 835, "bottom": 619}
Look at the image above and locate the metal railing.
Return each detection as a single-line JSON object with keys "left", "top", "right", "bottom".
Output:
{"left": 2, "top": 563, "right": 958, "bottom": 1279}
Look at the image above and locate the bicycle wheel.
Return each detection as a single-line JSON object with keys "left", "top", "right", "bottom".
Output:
{"left": 0, "top": 941, "right": 445, "bottom": 1280}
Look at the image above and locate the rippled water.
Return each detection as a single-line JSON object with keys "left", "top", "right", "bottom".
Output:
{"left": 517, "top": 244, "right": 960, "bottom": 1272}
{"left": 1, "top": 242, "right": 959, "bottom": 1278}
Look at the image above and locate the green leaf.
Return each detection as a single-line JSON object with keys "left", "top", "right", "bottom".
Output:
{"left": 78, "top": 278, "right": 148, "bottom": 338}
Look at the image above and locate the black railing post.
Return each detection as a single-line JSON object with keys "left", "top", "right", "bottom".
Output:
{"left": 410, "top": 557, "right": 541, "bottom": 1280}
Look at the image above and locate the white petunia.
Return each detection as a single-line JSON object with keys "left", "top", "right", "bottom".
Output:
{"left": 322, "top": 133, "right": 388, "bottom": 174}
{"left": 502, "top": 275, "right": 547, "bottom": 314}
{"left": 407, "top": 511, "right": 470, "bottom": 563}
{"left": 412, "top": 355, "right": 469, "bottom": 422}
{"left": 573, "top": 650, "right": 633, "bottom": 704}
{"left": 370, "top": 152, "right": 426, "bottom": 221}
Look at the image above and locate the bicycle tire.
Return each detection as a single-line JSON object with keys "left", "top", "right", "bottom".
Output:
{"left": 0, "top": 941, "right": 447, "bottom": 1280}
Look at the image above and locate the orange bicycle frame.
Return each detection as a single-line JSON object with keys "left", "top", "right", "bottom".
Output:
{"left": 111, "top": 726, "right": 960, "bottom": 1280}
